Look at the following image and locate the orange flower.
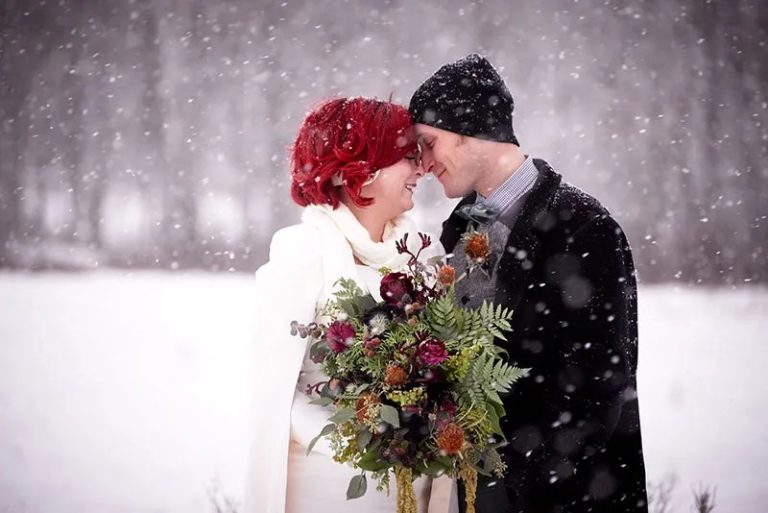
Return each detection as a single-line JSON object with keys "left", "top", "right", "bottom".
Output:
{"left": 437, "top": 423, "right": 465, "bottom": 455}
{"left": 437, "top": 265, "right": 456, "bottom": 286}
{"left": 363, "top": 337, "right": 382, "bottom": 358}
{"left": 355, "top": 392, "right": 379, "bottom": 422}
{"left": 385, "top": 364, "right": 408, "bottom": 387}
{"left": 464, "top": 231, "right": 491, "bottom": 262}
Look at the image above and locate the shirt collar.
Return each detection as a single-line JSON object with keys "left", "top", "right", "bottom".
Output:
{"left": 477, "top": 155, "right": 538, "bottom": 214}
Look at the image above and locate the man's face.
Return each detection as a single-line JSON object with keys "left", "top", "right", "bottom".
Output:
{"left": 414, "top": 123, "right": 481, "bottom": 199}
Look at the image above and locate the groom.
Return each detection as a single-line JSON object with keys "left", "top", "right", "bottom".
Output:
{"left": 410, "top": 54, "right": 648, "bottom": 513}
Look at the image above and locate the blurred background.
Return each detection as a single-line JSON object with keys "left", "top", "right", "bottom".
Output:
{"left": 1, "top": 0, "right": 766, "bottom": 512}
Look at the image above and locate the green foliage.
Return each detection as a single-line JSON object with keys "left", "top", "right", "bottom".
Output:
{"left": 298, "top": 249, "right": 530, "bottom": 496}
{"left": 329, "top": 407, "right": 356, "bottom": 424}
{"left": 357, "top": 445, "right": 389, "bottom": 472}
{"left": 452, "top": 300, "right": 513, "bottom": 351}
{"left": 379, "top": 404, "right": 400, "bottom": 428}
{"left": 458, "top": 352, "right": 530, "bottom": 421}
{"left": 356, "top": 429, "right": 373, "bottom": 451}
{"left": 306, "top": 423, "right": 336, "bottom": 456}
{"left": 426, "top": 286, "right": 462, "bottom": 339}
{"left": 346, "top": 473, "right": 367, "bottom": 499}
{"left": 331, "top": 278, "right": 376, "bottom": 317}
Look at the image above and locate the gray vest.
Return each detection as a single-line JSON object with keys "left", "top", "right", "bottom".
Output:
{"left": 452, "top": 197, "right": 530, "bottom": 308}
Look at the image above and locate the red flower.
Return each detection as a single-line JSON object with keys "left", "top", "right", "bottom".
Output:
{"left": 325, "top": 320, "right": 356, "bottom": 353}
{"left": 437, "top": 423, "right": 465, "bottom": 455}
{"left": 439, "top": 396, "right": 458, "bottom": 416}
{"left": 379, "top": 272, "right": 415, "bottom": 308}
{"left": 415, "top": 338, "right": 449, "bottom": 367}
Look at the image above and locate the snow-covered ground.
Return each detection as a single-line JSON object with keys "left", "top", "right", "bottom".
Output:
{"left": 0, "top": 272, "right": 766, "bottom": 513}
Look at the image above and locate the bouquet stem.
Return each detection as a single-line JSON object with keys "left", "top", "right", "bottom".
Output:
{"left": 458, "top": 462, "right": 478, "bottom": 513}
{"left": 395, "top": 466, "right": 417, "bottom": 513}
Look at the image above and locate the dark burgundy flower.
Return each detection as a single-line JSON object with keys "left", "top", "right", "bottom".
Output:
{"left": 419, "top": 232, "right": 432, "bottom": 250}
{"left": 439, "top": 396, "right": 458, "bottom": 416}
{"left": 385, "top": 438, "right": 410, "bottom": 461}
{"left": 415, "top": 338, "right": 449, "bottom": 367}
{"left": 434, "top": 396, "right": 457, "bottom": 430}
{"left": 380, "top": 272, "right": 415, "bottom": 307}
{"left": 395, "top": 234, "right": 409, "bottom": 254}
{"left": 325, "top": 320, "right": 356, "bottom": 353}
{"left": 415, "top": 367, "right": 443, "bottom": 384}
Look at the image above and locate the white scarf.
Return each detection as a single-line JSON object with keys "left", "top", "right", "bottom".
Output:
{"left": 301, "top": 203, "right": 417, "bottom": 270}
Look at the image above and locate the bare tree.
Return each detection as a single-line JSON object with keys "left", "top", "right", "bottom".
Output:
{"left": 692, "top": 483, "right": 717, "bottom": 513}
{"left": 0, "top": 1, "right": 68, "bottom": 263}
{"left": 647, "top": 473, "right": 677, "bottom": 513}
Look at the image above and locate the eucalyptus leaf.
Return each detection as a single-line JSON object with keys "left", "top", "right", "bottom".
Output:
{"left": 356, "top": 429, "right": 373, "bottom": 451}
{"left": 309, "top": 397, "right": 334, "bottom": 407}
{"left": 379, "top": 404, "right": 400, "bottom": 428}
{"left": 357, "top": 447, "right": 389, "bottom": 471}
{"left": 346, "top": 473, "right": 367, "bottom": 500}
{"left": 421, "top": 459, "right": 453, "bottom": 476}
{"left": 470, "top": 460, "right": 494, "bottom": 478}
{"left": 329, "top": 407, "right": 356, "bottom": 424}
{"left": 309, "top": 341, "right": 329, "bottom": 362}
{"left": 306, "top": 423, "right": 336, "bottom": 456}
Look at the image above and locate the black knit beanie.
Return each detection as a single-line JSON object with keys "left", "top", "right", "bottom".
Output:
{"left": 409, "top": 54, "right": 519, "bottom": 145}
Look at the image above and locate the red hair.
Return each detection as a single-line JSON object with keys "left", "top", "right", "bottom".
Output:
{"left": 290, "top": 97, "right": 418, "bottom": 208}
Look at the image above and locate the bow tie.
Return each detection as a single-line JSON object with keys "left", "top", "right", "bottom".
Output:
{"left": 455, "top": 202, "right": 499, "bottom": 226}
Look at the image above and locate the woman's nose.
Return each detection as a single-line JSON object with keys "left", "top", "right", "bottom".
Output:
{"left": 413, "top": 160, "right": 426, "bottom": 178}
{"left": 419, "top": 152, "right": 434, "bottom": 174}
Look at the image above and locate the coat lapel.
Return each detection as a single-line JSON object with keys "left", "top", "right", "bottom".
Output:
{"left": 493, "top": 159, "right": 562, "bottom": 308}
{"left": 440, "top": 193, "right": 476, "bottom": 254}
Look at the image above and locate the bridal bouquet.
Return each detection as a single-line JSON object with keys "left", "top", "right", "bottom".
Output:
{"left": 291, "top": 233, "right": 529, "bottom": 513}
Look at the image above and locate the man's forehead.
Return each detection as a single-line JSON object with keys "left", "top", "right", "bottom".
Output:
{"left": 414, "top": 123, "right": 441, "bottom": 137}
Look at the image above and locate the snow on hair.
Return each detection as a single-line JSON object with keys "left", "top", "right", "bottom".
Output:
{"left": 290, "top": 97, "right": 417, "bottom": 208}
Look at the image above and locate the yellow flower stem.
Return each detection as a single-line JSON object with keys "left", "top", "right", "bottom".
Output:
{"left": 459, "top": 462, "right": 478, "bottom": 513}
{"left": 394, "top": 466, "right": 417, "bottom": 513}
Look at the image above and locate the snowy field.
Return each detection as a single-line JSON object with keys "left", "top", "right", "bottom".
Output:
{"left": 1, "top": 272, "right": 766, "bottom": 513}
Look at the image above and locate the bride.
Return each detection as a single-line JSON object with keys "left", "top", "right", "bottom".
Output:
{"left": 243, "top": 97, "right": 458, "bottom": 513}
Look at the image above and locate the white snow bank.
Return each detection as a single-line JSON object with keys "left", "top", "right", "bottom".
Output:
{"left": 0, "top": 273, "right": 766, "bottom": 512}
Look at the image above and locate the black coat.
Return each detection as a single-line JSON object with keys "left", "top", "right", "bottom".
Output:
{"left": 442, "top": 159, "right": 648, "bottom": 513}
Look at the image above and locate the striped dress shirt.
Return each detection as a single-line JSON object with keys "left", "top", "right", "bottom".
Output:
{"left": 477, "top": 155, "right": 539, "bottom": 220}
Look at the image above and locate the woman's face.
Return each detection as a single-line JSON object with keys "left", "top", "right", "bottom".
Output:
{"left": 360, "top": 152, "right": 424, "bottom": 219}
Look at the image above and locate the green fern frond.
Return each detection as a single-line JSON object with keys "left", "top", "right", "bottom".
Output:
{"left": 426, "top": 288, "right": 462, "bottom": 340}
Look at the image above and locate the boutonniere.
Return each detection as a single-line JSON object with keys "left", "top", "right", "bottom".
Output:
{"left": 460, "top": 227, "right": 495, "bottom": 278}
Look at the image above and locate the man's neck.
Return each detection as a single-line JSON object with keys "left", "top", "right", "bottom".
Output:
{"left": 474, "top": 147, "right": 526, "bottom": 199}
